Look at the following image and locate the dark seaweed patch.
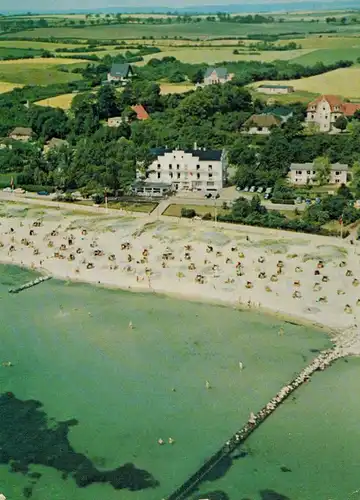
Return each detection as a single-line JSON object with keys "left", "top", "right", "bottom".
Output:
{"left": 0, "top": 392, "right": 159, "bottom": 492}
{"left": 195, "top": 491, "right": 230, "bottom": 500}
{"left": 280, "top": 466, "right": 292, "bottom": 473}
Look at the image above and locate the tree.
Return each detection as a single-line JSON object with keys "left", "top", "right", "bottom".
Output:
{"left": 334, "top": 115, "right": 348, "bottom": 132}
{"left": 314, "top": 156, "right": 331, "bottom": 185}
{"left": 337, "top": 183, "right": 353, "bottom": 199}
{"left": 351, "top": 160, "right": 360, "bottom": 198}
{"left": 97, "top": 85, "right": 119, "bottom": 119}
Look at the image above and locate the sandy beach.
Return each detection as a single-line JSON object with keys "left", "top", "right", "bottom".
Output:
{"left": 0, "top": 204, "right": 359, "bottom": 347}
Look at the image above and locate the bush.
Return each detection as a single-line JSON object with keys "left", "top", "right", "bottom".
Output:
{"left": 181, "top": 207, "right": 197, "bottom": 218}
{"left": 202, "top": 212, "right": 212, "bottom": 220}
{"left": 271, "top": 198, "right": 295, "bottom": 205}
{"left": 19, "top": 184, "right": 55, "bottom": 193}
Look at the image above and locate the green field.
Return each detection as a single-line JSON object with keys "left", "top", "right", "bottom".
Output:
{"left": 0, "top": 47, "right": 46, "bottom": 59}
{"left": 0, "top": 40, "right": 85, "bottom": 50}
{"left": 6, "top": 20, "right": 360, "bottom": 40}
{"left": 251, "top": 88, "right": 319, "bottom": 104}
{"left": 137, "top": 47, "right": 315, "bottom": 65}
{"left": 293, "top": 47, "right": 360, "bottom": 65}
{"left": 0, "top": 59, "right": 84, "bottom": 85}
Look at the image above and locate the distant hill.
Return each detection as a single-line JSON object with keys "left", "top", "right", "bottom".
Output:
{"left": 1, "top": 1, "right": 360, "bottom": 15}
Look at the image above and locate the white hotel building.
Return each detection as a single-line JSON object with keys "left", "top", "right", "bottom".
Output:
{"left": 134, "top": 147, "right": 227, "bottom": 196}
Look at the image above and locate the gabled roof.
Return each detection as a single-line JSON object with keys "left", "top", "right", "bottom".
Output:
{"left": 110, "top": 63, "right": 133, "bottom": 78}
{"left": 204, "top": 67, "right": 228, "bottom": 79}
{"left": 9, "top": 127, "right": 33, "bottom": 137}
{"left": 131, "top": 104, "right": 150, "bottom": 121}
{"left": 307, "top": 95, "right": 360, "bottom": 116}
{"left": 307, "top": 95, "right": 343, "bottom": 112}
{"left": 290, "top": 162, "right": 348, "bottom": 171}
{"left": 151, "top": 148, "right": 222, "bottom": 161}
{"left": 343, "top": 102, "right": 360, "bottom": 116}
{"left": 47, "top": 138, "right": 69, "bottom": 149}
{"left": 245, "top": 114, "right": 282, "bottom": 128}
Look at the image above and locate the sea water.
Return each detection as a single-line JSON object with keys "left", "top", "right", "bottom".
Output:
{"left": 0, "top": 264, "right": 358, "bottom": 500}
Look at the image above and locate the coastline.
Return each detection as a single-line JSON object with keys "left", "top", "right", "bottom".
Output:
{"left": 0, "top": 208, "right": 359, "bottom": 352}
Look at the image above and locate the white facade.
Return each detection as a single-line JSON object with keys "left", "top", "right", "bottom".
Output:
{"left": 140, "top": 149, "right": 227, "bottom": 192}
{"left": 306, "top": 97, "right": 341, "bottom": 132}
{"left": 288, "top": 163, "right": 348, "bottom": 185}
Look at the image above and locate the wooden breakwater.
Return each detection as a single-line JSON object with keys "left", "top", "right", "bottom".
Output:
{"left": 9, "top": 275, "right": 52, "bottom": 294}
{"left": 165, "top": 348, "right": 342, "bottom": 500}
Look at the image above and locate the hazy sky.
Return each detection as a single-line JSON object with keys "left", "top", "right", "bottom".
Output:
{"left": 0, "top": 0, "right": 342, "bottom": 12}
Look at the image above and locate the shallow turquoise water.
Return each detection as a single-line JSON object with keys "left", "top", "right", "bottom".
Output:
{"left": 0, "top": 264, "right": 358, "bottom": 500}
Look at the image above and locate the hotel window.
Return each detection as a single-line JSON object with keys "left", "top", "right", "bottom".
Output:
{"left": 197, "top": 173, "right": 200, "bottom": 179}
{"left": 207, "top": 181, "right": 214, "bottom": 186}
{"left": 335, "top": 171, "right": 341, "bottom": 176}
{"left": 208, "top": 173, "right": 213, "bottom": 178}
{"left": 177, "top": 165, "right": 180, "bottom": 170}
{"left": 296, "top": 170, "right": 302, "bottom": 175}
{"left": 169, "top": 172, "right": 173, "bottom": 179}
{"left": 307, "top": 171, "right": 311, "bottom": 174}
{"left": 157, "top": 172, "right": 161, "bottom": 179}
{"left": 177, "top": 173, "right": 180, "bottom": 179}
{"left": 157, "top": 163, "right": 161, "bottom": 168}
{"left": 169, "top": 164, "right": 172, "bottom": 168}
{"left": 208, "top": 165, "right": 213, "bottom": 170}
{"left": 196, "top": 164, "right": 200, "bottom": 170}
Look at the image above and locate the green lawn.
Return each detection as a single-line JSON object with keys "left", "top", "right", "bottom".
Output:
{"left": 163, "top": 203, "right": 229, "bottom": 218}
{"left": 6, "top": 21, "right": 360, "bottom": 40}
{"left": 0, "top": 47, "right": 45, "bottom": 59}
{"left": 252, "top": 88, "right": 318, "bottom": 104}
{"left": 0, "top": 61, "right": 83, "bottom": 85}
{"left": 293, "top": 48, "right": 360, "bottom": 65}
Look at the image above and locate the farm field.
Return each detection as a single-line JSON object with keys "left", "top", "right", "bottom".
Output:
{"left": 252, "top": 89, "right": 319, "bottom": 105}
{"left": 0, "top": 81, "right": 23, "bottom": 93}
{"left": 0, "top": 47, "right": 45, "bottom": 59}
{"left": 35, "top": 92, "right": 76, "bottom": 109}
{"left": 293, "top": 48, "right": 360, "bottom": 65}
{"left": 159, "top": 83, "right": 195, "bottom": 95}
{"left": 0, "top": 40, "right": 85, "bottom": 50}
{"left": 6, "top": 20, "right": 360, "bottom": 40}
{"left": 138, "top": 47, "right": 316, "bottom": 65}
{"left": 252, "top": 66, "right": 360, "bottom": 99}
{"left": 0, "top": 58, "right": 86, "bottom": 85}
{"left": 279, "top": 35, "right": 360, "bottom": 50}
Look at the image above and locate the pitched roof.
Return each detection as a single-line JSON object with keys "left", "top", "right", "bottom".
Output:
{"left": 343, "top": 102, "right": 360, "bottom": 116}
{"left": 307, "top": 95, "right": 343, "bottom": 112}
{"left": 131, "top": 104, "right": 150, "bottom": 121}
{"left": 245, "top": 114, "right": 282, "bottom": 128}
{"left": 151, "top": 148, "right": 222, "bottom": 161}
{"left": 290, "top": 162, "right": 348, "bottom": 171}
{"left": 204, "top": 67, "right": 228, "bottom": 79}
{"left": 110, "top": 63, "right": 133, "bottom": 78}
{"left": 47, "top": 138, "right": 69, "bottom": 149}
{"left": 10, "top": 127, "right": 33, "bottom": 137}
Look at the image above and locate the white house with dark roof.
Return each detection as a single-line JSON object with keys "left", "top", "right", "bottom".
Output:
{"left": 203, "top": 67, "right": 234, "bottom": 86}
{"left": 107, "top": 63, "right": 134, "bottom": 84}
{"left": 136, "top": 147, "right": 227, "bottom": 194}
{"left": 288, "top": 162, "right": 348, "bottom": 185}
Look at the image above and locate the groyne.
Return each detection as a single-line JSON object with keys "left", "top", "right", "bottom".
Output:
{"left": 165, "top": 348, "right": 343, "bottom": 500}
{"left": 9, "top": 275, "right": 52, "bottom": 294}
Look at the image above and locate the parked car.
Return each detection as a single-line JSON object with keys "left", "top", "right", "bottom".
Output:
{"left": 37, "top": 191, "right": 49, "bottom": 196}
{"left": 257, "top": 187, "right": 264, "bottom": 194}
{"left": 249, "top": 186, "right": 256, "bottom": 193}
{"left": 315, "top": 197, "right": 321, "bottom": 204}
{"left": 236, "top": 186, "right": 241, "bottom": 191}
{"left": 244, "top": 186, "right": 249, "bottom": 192}
{"left": 295, "top": 197, "right": 303, "bottom": 204}
{"left": 264, "top": 193, "right": 271, "bottom": 200}
{"left": 265, "top": 187, "right": 272, "bottom": 194}
{"left": 305, "top": 198, "right": 312, "bottom": 205}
